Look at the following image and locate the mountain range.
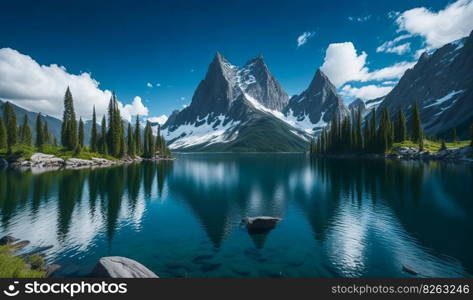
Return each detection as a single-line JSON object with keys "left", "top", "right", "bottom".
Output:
{"left": 163, "top": 30, "right": 473, "bottom": 151}
{"left": 2, "top": 30, "right": 472, "bottom": 151}
{"left": 161, "top": 53, "right": 350, "bottom": 151}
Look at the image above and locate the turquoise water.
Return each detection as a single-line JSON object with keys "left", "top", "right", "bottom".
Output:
{"left": 0, "top": 153, "right": 472, "bottom": 277}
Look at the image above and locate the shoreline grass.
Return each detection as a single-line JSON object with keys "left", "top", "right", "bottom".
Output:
{"left": 0, "top": 144, "right": 117, "bottom": 161}
{"left": 0, "top": 244, "right": 46, "bottom": 278}
{"left": 392, "top": 140, "right": 470, "bottom": 153}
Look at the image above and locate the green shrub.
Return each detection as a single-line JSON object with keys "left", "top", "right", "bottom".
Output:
{"left": 0, "top": 244, "right": 46, "bottom": 278}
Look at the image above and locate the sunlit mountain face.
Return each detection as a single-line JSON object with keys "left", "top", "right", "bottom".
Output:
{"left": 0, "top": 155, "right": 471, "bottom": 278}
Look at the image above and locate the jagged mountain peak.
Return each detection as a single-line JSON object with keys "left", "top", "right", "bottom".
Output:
{"left": 284, "top": 68, "right": 349, "bottom": 135}
{"left": 307, "top": 69, "right": 337, "bottom": 92}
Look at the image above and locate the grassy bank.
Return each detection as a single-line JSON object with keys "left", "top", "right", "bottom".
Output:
{"left": 392, "top": 140, "right": 470, "bottom": 153}
{"left": 0, "top": 244, "right": 46, "bottom": 278}
{"left": 0, "top": 144, "right": 117, "bottom": 161}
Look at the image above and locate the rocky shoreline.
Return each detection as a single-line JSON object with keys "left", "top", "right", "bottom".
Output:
{"left": 312, "top": 145, "right": 473, "bottom": 163}
{"left": 0, "top": 152, "right": 175, "bottom": 171}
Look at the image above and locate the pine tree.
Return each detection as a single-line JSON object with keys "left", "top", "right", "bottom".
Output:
{"left": 396, "top": 106, "right": 407, "bottom": 142}
{"left": 3, "top": 102, "right": 17, "bottom": 152}
{"left": 35, "top": 114, "right": 44, "bottom": 147}
{"left": 143, "top": 121, "right": 155, "bottom": 158}
{"left": 127, "top": 123, "right": 135, "bottom": 157}
{"left": 419, "top": 135, "right": 424, "bottom": 151}
{"left": 440, "top": 139, "right": 447, "bottom": 151}
{"left": 99, "top": 116, "right": 108, "bottom": 155}
{"left": 355, "top": 108, "right": 363, "bottom": 152}
{"left": 19, "top": 115, "right": 32, "bottom": 146}
{"left": 134, "top": 115, "right": 141, "bottom": 155}
{"left": 90, "top": 106, "right": 98, "bottom": 152}
{"left": 78, "top": 117, "right": 85, "bottom": 149}
{"left": 119, "top": 121, "right": 125, "bottom": 157}
{"left": 0, "top": 118, "right": 6, "bottom": 149}
{"left": 470, "top": 124, "right": 473, "bottom": 147}
{"left": 43, "top": 121, "right": 50, "bottom": 145}
{"left": 411, "top": 102, "right": 422, "bottom": 143}
{"left": 368, "top": 109, "right": 376, "bottom": 153}
{"left": 107, "top": 93, "right": 124, "bottom": 157}
{"left": 451, "top": 128, "right": 458, "bottom": 142}
{"left": 363, "top": 118, "right": 370, "bottom": 153}
{"left": 61, "top": 87, "right": 78, "bottom": 150}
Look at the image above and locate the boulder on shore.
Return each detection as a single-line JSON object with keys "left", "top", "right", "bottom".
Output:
{"left": 91, "top": 256, "right": 159, "bottom": 278}
{"left": 242, "top": 216, "right": 282, "bottom": 231}
{"left": 29, "top": 153, "right": 65, "bottom": 168}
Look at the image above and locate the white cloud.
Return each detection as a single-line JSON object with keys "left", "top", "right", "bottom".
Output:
{"left": 383, "top": 42, "right": 411, "bottom": 55}
{"left": 320, "top": 42, "right": 368, "bottom": 87}
{"left": 414, "top": 48, "right": 429, "bottom": 59}
{"left": 0, "top": 48, "right": 150, "bottom": 121}
{"left": 156, "top": 83, "right": 161, "bottom": 87}
{"left": 121, "top": 96, "right": 149, "bottom": 122}
{"left": 396, "top": 0, "right": 473, "bottom": 48}
{"left": 146, "top": 82, "right": 153, "bottom": 88}
{"left": 348, "top": 15, "right": 371, "bottom": 22}
{"left": 320, "top": 42, "right": 415, "bottom": 87}
{"left": 147, "top": 115, "right": 168, "bottom": 125}
{"left": 297, "top": 31, "right": 314, "bottom": 47}
{"left": 367, "top": 61, "right": 416, "bottom": 81}
{"left": 180, "top": 97, "right": 186, "bottom": 101}
{"left": 376, "top": 34, "right": 412, "bottom": 55}
{"left": 341, "top": 84, "right": 394, "bottom": 100}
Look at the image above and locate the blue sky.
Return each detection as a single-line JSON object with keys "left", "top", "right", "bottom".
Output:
{"left": 1, "top": 0, "right": 471, "bottom": 121}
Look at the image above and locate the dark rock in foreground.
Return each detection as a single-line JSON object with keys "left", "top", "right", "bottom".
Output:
{"left": 91, "top": 256, "right": 159, "bottom": 278}
{"left": 243, "top": 216, "right": 282, "bottom": 231}
{"left": 0, "top": 235, "right": 19, "bottom": 246}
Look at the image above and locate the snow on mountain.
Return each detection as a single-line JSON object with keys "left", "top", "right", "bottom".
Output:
{"left": 162, "top": 53, "right": 307, "bottom": 151}
{"left": 377, "top": 30, "right": 473, "bottom": 138}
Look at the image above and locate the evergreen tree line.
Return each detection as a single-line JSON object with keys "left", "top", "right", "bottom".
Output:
{"left": 309, "top": 102, "right": 471, "bottom": 155}
{"left": 0, "top": 102, "right": 55, "bottom": 152}
{"left": 1, "top": 87, "right": 171, "bottom": 159}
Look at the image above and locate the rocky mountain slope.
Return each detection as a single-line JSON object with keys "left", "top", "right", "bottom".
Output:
{"left": 161, "top": 53, "right": 311, "bottom": 152}
{"left": 283, "top": 70, "right": 350, "bottom": 135}
{"left": 378, "top": 30, "right": 473, "bottom": 138}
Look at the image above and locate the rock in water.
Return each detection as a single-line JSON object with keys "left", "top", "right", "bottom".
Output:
{"left": 91, "top": 256, "right": 159, "bottom": 278}
{"left": 243, "top": 216, "right": 282, "bottom": 231}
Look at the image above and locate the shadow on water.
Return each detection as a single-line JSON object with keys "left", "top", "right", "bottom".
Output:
{"left": 0, "top": 154, "right": 472, "bottom": 277}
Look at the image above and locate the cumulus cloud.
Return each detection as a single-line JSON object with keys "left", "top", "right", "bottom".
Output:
{"left": 0, "top": 48, "right": 150, "bottom": 121}
{"left": 341, "top": 84, "right": 394, "bottom": 100}
{"left": 396, "top": 0, "right": 473, "bottom": 49}
{"left": 156, "top": 83, "right": 161, "bottom": 87}
{"left": 320, "top": 42, "right": 415, "bottom": 87}
{"left": 146, "top": 82, "right": 153, "bottom": 88}
{"left": 121, "top": 96, "right": 149, "bottom": 122}
{"left": 147, "top": 115, "right": 168, "bottom": 125}
{"left": 297, "top": 31, "right": 314, "bottom": 47}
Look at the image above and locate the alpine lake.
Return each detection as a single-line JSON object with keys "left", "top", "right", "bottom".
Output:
{"left": 0, "top": 153, "right": 472, "bottom": 278}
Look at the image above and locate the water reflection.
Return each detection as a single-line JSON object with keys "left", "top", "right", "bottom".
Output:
{"left": 0, "top": 154, "right": 471, "bottom": 277}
